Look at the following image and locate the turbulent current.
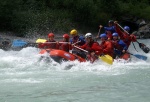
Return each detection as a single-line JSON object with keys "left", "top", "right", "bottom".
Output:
{"left": 0, "top": 39, "right": 150, "bottom": 102}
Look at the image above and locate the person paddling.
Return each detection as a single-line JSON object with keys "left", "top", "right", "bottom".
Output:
{"left": 69, "top": 29, "right": 85, "bottom": 46}
{"left": 112, "top": 33, "right": 128, "bottom": 59}
{"left": 102, "top": 20, "right": 116, "bottom": 40}
{"left": 69, "top": 29, "right": 86, "bottom": 56}
{"left": 114, "top": 21, "right": 137, "bottom": 49}
{"left": 99, "top": 33, "right": 114, "bottom": 58}
{"left": 58, "top": 34, "right": 71, "bottom": 52}
{"left": 38, "top": 33, "right": 59, "bottom": 49}
{"left": 79, "top": 33, "right": 102, "bottom": 63}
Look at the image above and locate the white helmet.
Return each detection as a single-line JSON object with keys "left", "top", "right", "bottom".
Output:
{"left": 85, "top": 33, "right": 92, "bottom": 38}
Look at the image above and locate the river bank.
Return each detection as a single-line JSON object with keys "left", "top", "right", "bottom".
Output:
{"left": 0, "top": 32, "right": 70, "bottom": 43}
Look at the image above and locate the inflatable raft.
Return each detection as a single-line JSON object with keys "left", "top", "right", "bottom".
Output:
{"left": 39, "top": 49, "right": 86, "bottom": 63}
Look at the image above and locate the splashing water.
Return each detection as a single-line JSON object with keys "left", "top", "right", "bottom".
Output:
{"left": 0, "top": 39, "right": 150, "bottom": 102}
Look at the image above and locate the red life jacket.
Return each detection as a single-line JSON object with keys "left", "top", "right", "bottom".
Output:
{"left": 100, "top": 40, "right": 114, "bottom": 57}
{"left": 59, "top": 41, "right": 71, "bottom": 52}
{"left": 38, "top": 40, "right": 59, "bottom": 49}
{"left": 80, "top": 41, "right": 102, "bottom": 63}
{"left": 106, "top": 31, "right": 113, "bottom": 40}
{"left": 80, "top": 41, "right": 102, "bottom": 54}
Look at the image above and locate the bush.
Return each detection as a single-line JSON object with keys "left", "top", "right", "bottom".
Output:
{"left": 0, "top": 0, "right": 150, "bottom": 36}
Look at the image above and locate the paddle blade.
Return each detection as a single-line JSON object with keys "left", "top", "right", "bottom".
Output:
{"left": 99, "top": 55, "right": 113, "bottom": 65}
{"left": 139, "top": 43, "right": 150, "bottom": 53}
{"left": 36, "top": 39, "right": 46, "bottom": 43}
{"left": 133, "top": 54, "right": 147, "bottom": 61}
{"left": 12, "top": 39, "right": 27, "bottom": 47}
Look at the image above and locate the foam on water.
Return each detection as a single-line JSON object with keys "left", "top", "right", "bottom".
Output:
{"left": 0, "top": 45, "right": 149, "bottom": 77}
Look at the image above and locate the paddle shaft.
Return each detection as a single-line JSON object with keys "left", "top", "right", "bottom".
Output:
{"left": 97, "top": 25, "right": 102, "bottom": 37}
{"left": 73, "top": 46, "right": 88, "bottom": 53}
{"left": 72, "top": 41, "right": 81, "bottom": 46}
{"left": 117, "top": 23, "right": 129, "bottom": 34}
{"left": 74, "top": 45, "right": 114, "bottom": 64}
{"left": 30, "top": 42, "right": 70, "bottom": 45}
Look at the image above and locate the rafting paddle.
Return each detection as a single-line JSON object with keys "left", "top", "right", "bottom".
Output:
{"left": 73, "top": 46, "right": 113, "bottom": 65}
{"left": 12, "top": 39, "right": 28, "bottom": 47}
{"left": 95, "top": 25, "right": 103, "bottom": 40}
{"left": 136, "top": 41, "right": 149, "bottom": 53}
{"left": 99, "top": 54, "right": 113, "bottom": 65}
{"left": 73, "top": 45, "right": 88, "bottom": 53}
{"left": 128, "top": 52, "right": 147, "bottom": 61}
{"left": 36, "top": 39, "right": 47, "bottom": 43}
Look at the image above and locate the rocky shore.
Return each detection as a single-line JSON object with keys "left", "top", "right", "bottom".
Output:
{"left": 133, "top": 21, "right": 150, "bottom": 39}
{"left": 120, "top": 17, "right": 150, "bottom": 39}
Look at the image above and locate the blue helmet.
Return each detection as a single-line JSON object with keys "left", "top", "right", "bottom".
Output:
{"left": 100, "top": 33, "right": 107, "bottom": 38}
{"left": 112, "top": 33, "right": 118, "bottom": 37}
{"left": 124, "top": 26, "right": 130, "bottom": 31}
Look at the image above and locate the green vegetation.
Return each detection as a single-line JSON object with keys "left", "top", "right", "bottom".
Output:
{"left": 0, "top": 0, "right": 150, "bottom": 36}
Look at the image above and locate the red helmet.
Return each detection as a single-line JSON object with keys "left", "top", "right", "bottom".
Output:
{"left": 63, "top": 34, "right": 70, "bottom": 39}
{"left": 48, "top": 33, "right": 54, "bottom": 38}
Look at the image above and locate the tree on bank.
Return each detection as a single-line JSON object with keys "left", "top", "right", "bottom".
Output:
{"left": 0, "top": 0, "right": 150, "bottom": 37}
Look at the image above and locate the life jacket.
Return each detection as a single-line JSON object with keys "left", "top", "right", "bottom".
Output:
{"left": 84, "top": 41, "right": 95, "bottom": 53}
{"left": 59, "top": 41, "right": 70, "bottom": 52}
{"left": 121, "top": 33, "right": 132, "bottom": 48}
{"left": 80, "top": 40, "right": 102, "bottom": 54}
{"left": 70, "top": 35, "right": 85, "bottom": 46}
{"left": 38, "top": 40, "right": 58, "bottom": 49}
{"left": 106, "top": 31, "right": 113, "bottom": 40}
{"left": 80, "top": 40, "right": 102, "bottom": 63}
{"left": 46, "top": 40, "right": 58, "bottom": 49}
{"left": 100, "top": 40, "right": 114, "bottom": 57}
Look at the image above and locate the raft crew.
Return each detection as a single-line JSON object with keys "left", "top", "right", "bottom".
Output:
{"left": 36, "top": 20, "right": 139, "bottom": 63}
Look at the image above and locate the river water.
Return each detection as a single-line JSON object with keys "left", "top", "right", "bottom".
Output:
{"left": 0, "top": 39, "right": 150, "bottom": 102}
